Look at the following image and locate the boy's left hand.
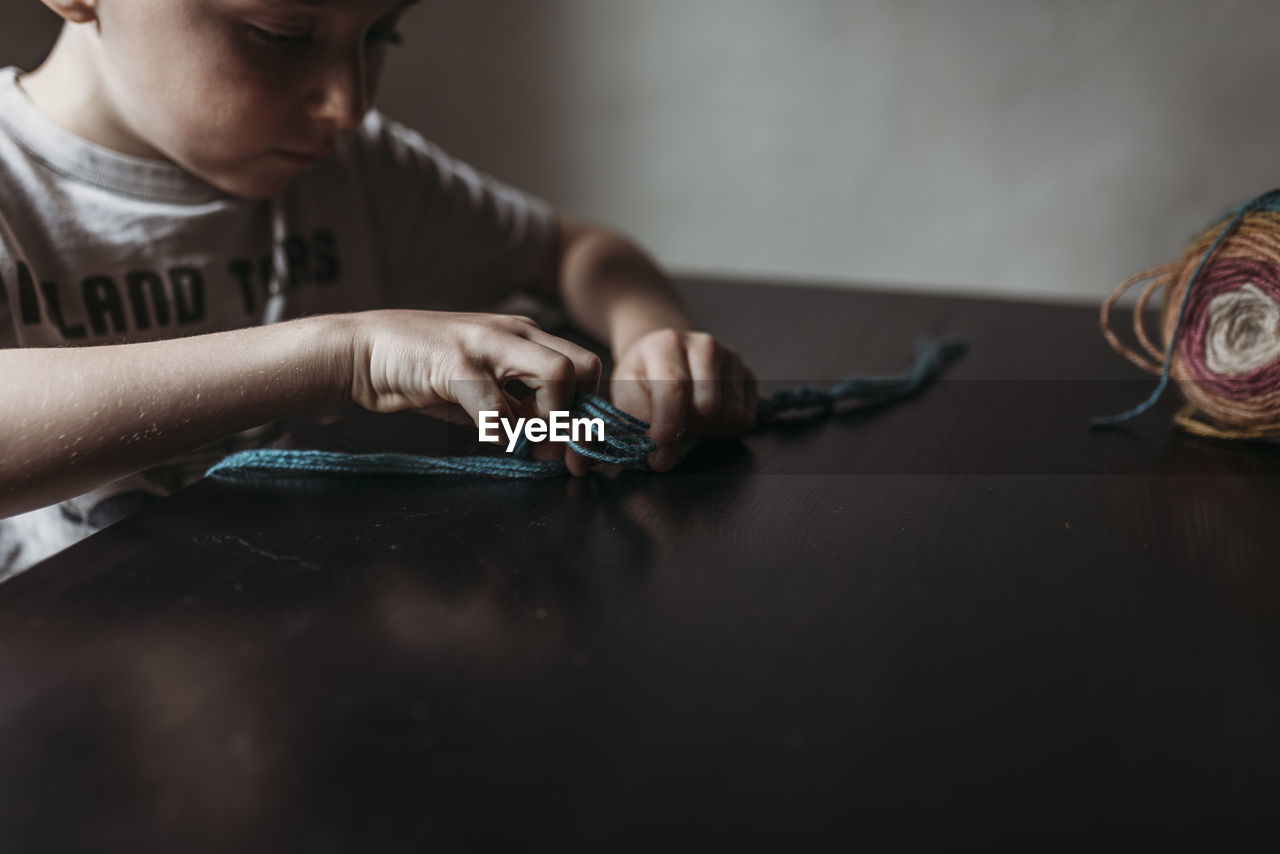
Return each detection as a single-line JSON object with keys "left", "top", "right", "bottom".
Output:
{"left": 610, "top": 328, "right": 758, "bottom": 472}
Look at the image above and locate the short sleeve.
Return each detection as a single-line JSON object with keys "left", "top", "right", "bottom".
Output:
{"left": 348, "top": 111, "right": 557, "bottom": 310}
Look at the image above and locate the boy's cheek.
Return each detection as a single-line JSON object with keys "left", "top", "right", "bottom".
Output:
{"left": 107, "top": 13, "right": 303, "bottom": 177}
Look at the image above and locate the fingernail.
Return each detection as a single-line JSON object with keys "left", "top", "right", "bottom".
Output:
{"left": 653, "top": 447, "right": 676, "bottom": 471}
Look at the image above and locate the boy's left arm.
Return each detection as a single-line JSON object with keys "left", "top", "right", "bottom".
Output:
{"left": 535, "top": 214, "right": 758, "bottom": 473}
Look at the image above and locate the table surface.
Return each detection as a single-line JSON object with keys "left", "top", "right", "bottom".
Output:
{"left": 2, "top": 277, "right": 1280, "bottom": 852}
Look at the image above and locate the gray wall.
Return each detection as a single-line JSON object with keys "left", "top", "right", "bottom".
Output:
{"left": 1, "top": 2, "right": 59, "bottom": 71}
{"left": 7, "top": 1, "right": 1280, "bottom": 302}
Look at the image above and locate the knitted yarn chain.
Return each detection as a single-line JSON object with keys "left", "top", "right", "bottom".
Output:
{"left": 207, "top": 337, "right": 966, "bottom": 480}
{"left": 1096, "top": 188, "right": 1280, "bottom": 440}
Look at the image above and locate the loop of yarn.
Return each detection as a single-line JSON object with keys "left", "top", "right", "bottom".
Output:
{"left": 1095, "top": 188, "right": 1280, "bottom": 438}
{"left": 755, "top": 338, "right": 966, "bottom": 425}
{"left": 206, "top": 336, "right": 966, "bottom": 481}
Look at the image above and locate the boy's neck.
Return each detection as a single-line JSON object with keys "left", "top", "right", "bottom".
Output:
{"left": 19, "top": 26, "right": 165, "bottom": 161}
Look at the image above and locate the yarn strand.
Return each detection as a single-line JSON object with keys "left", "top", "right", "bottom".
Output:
{"left": 206, "top": 337, "right": 966, "bottom": 481}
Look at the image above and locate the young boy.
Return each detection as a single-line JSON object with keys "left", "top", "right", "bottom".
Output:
{"left": 0, "top": 0, "right": 758, "bottom": 576}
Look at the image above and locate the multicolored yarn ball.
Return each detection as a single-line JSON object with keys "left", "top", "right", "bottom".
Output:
{"left": 1097, "top": 188, "right": 1280, "bottom": 441}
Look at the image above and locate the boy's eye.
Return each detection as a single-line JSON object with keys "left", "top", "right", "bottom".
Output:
{"left": 246, "top": 24, "right": 315, "bottom": 48}
{"left": 243, "top": 25, "right": 402, "bottom": 50}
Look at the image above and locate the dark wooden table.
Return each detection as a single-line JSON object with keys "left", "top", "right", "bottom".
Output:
{"left": 2, "top": 277, "right": 1280, "bottom": 852}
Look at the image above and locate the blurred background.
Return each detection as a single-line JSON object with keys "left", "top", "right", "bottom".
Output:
{"left": 5, "top": 0, "right": 1280, "bottom": 303}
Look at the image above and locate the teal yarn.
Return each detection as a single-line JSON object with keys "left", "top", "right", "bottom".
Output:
{"left": 206, "top": 448, "right": 577, "bottom": 480}
{"left": 754, "top": 337, "right": 965, "bottom": 424}
{"left": 208, "top": 395, "right": 657, "bottom": 481}
{"left": 206, "top": 337, "right": 966, "bottom": 481}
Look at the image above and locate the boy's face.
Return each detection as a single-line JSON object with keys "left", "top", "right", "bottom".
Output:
{"left": 88, "top": 0, "right": 413, "bottom": 198}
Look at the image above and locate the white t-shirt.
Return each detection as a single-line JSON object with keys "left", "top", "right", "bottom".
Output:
{"left": 0, "top": 66, "right": 558, "bottom": 579}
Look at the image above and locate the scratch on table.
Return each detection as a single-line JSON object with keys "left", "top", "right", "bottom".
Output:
{"left": 194, "top": 534, "right": 323, "bottom": 572}
{"left": 401, "top": 507, "right": 451, "bottom": 520}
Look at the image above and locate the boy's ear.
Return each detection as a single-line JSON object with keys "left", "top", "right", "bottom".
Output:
{"left": 40, "top": 0, "right": 98, "bottom": 24}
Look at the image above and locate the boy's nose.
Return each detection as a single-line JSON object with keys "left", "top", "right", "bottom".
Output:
{"left": 307, "top": 56, "right": 369, "bottom": 131}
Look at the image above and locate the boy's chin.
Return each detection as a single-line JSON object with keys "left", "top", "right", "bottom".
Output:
{"left": 190, "top": 162, "right": 306, "bottom": 201}
{"left": 213, "top": 175, "right": 300, "bottom": 201}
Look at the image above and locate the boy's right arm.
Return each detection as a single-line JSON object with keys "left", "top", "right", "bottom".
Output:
{"left": 0, "top": 310, "right": 600, "bottom": 518}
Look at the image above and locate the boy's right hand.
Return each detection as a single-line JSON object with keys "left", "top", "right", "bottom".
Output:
{"left": 346, "top": 309, "right": 603, "bottom": 433}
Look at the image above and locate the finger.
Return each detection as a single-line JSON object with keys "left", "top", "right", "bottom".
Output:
{"left": 686, "top": 333, "right": 723, "bottom": 431}
{"left": 516, "top": 395, "right": 588, "bottom": 474}
{"left": 644, "top": 350, "right": 692, "bottom": 472}
{"left": 490, "top": 336, "right": 581, "bottom": 422}
{"left": 711, "top": 350, "right": 746, "bottom": 436}
{"left": 510, "top": 395, "right": 548, "bottom": 461}
{"left": 512, "top": 324, "right": 603, "bottom": 396}
{"left": 610, "top": 370, "right": 652, "bottom": 424}
{"left": 448, "top": 375, "right": 516, "bottom": 446}
{"left": 565, "top": 446, "right": 592, "bottom": 477}
{"left": 742, "top": 364, "right": 759, "bottom": 430}
{"left": 410, "top": 402, "right": 477, "bottom": 425}
{"left": 530, "top": 437, "right": 563, "bottom": 463}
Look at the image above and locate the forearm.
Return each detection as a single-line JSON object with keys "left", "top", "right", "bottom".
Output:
{"left": 0, "top": 315, "right": 353, "bottom": 517}
{"left": 554, "top": 220, "right": 694, "bottom": 359}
